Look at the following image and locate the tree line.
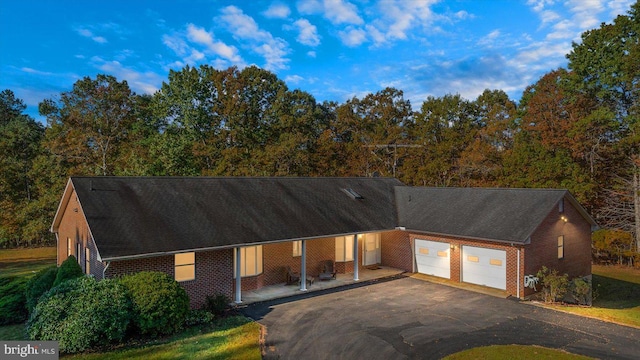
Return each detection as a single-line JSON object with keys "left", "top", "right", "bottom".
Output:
{"left": 1, "top": 2, "right": 638, "bottom": 265}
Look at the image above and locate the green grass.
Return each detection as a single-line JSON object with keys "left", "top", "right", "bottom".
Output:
{"left": 0, "top": 247, "right": 56, "bottom": 278}
{"left": 64, "top": 316, "right": 262, "bottom": 360}
{"left": 544, "top": 265, "right": 640, "bottom": 328}
{"left": 443, "top": 345, "right": 594, "bottom": 359}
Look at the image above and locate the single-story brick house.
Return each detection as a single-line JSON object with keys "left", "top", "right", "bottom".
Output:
{"left": 51, "top": 177, "right": 597, "bottom": 307}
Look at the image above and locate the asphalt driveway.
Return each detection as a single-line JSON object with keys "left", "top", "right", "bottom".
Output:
{"left": 242, "top": 275, "right": 640, "bottom": 359}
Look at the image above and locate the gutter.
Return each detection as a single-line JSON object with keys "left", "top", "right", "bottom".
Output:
{"left": 102, "top": 261, "right": 110, "bottom": 280}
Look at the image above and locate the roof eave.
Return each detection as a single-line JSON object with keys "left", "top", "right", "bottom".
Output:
{"left": 50, "top": 178, "right": 74, "bottom": 233}
{"left": 405, "top": 228, "right": 528, "bottom": 245}
{"left": 100, "top": 227, "right": 399, "bottom": 262}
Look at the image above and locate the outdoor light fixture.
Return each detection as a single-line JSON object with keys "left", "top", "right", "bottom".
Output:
{"left": 561, "top": 215, "right": 568, "bottom": 223}
{"left": 450, "top": 244, "right": 456, "bottom": 250}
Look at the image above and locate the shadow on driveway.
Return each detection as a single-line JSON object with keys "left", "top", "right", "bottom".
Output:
{"left": 241, "top": 276, "right": 640, "bottom": 359}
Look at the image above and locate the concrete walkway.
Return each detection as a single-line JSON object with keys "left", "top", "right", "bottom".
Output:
{"left": 243, "top": 276, "right": 640, "bottom": 359}
{"left": 240, "top": 266, "right": 404, "bottom": 304}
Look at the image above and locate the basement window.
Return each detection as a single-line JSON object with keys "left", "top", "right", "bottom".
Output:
{"left": 175, "top": 252, "right": 195, "bottom": 282}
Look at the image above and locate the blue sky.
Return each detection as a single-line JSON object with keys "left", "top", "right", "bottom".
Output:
{"left": 0, "top": 0, "right": 634, "bottom": 122}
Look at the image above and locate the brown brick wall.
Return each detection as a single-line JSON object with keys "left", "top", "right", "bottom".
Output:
{"left": 381, "top": 230, "right": 412, "bottom": 271}
{"left": 105, "top": 249, "right": 234, "bottom": 308}
{"left": 56, "top": 189, "right": 89, "bottom": 267}
{"left": 524, "top": 197, "right": 592, "bottom": 295}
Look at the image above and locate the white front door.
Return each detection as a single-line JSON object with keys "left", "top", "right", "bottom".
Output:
{"left": 415, "top": 239, "right": 450, "bottom": 279}
{"left": 363, "top": 233, "right": 381, "bottom": 266}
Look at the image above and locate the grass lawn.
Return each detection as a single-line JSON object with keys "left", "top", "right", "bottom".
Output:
{"left": 64, "top": 316, "right": 261, "bottom": 360}
{"left": 543, "top": 265, "right": 640, "bottom": 328}
{"left": 0, "top": 247, "right": 57, "bottom": 278}
{"left": 443, "top": 345, "right": 594, "bottom": 360}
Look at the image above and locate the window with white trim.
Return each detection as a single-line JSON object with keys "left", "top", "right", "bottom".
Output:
{"left": 557, "top": 235, "right": 564, "bottom": 259}
{"left": 335, "top": 236, "right": 354, "bottom": 262}
{"left": 234, "top": 245, "right": 263, "bottom": 277}
{"left": 292, "top": 241, "right": 302, "bottom": 257}
{"left": 175, "top": 252, "right": 195, "bottom": 282}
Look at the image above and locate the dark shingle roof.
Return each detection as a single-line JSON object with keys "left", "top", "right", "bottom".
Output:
{"left": 395, "top": 187, "right": 577, "bottom": 244}
{"left": 70, "top": 177, "right": 402, "bottom": 260}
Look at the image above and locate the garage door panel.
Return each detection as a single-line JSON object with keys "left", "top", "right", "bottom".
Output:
{"left": 415, "top": 240, "right": 450, "bottom": 279}
{"left": 462, "top": 246, "right": 506, "bottom": 290}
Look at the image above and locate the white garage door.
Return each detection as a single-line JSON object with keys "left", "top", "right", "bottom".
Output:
{"left": 415, "top": 240, "right": 450, "bottom": 279}
{"left": 462, "top": 246, "right": 506, "bottom": 290}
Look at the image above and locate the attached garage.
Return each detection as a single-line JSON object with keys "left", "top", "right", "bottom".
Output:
{"left": 461, "top": 246, "right": 506, "bottom": 290}
{"left": 415, "top": 239, "right": 450, "bottom": 279}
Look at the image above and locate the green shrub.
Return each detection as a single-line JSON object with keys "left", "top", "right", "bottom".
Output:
{"left": 536, "top": 266, "right": 569, "bottom": 303}
{"left": 184, "top": 309, "right": 215, "bottom": 326}
{"left": 120, "top": 271, "right": 190, "bottom": 336}
{"left": 203, "top": 293, "right": 231, "bottom": 316}
{"left": 25, "top": 265, "right": 58, "bottom": 314}
{"left": 569, "top": 277, "right": 592, "bottom": 305}
{"left": 27, "top": 277, "right": 131, "bottom": 353}
{"left": 0, "top": 277, "right": 28, "bottom": 325}
{"left": 52, "top": 255, "right": 83, "bottom": 287}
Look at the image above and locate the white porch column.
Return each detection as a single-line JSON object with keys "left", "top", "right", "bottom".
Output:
{"left": 235, "top": 247, "right": 242, "bottom": 304}
{"left": 353, "top": 234, "right": 359, "bottom": 281}
{"left": 300, "top": 240, "right": 308, "bottom": 291}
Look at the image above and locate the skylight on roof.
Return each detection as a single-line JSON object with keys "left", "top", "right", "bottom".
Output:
{"left": 342, "top": 188, "right": 364, "bottom": 200}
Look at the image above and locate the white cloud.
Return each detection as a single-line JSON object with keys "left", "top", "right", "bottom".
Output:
{"left": 264, "top": 3, "right": 291, "bottom": 18}
{"left": 285, "top": 74, "right": 304, "bottom": 84}
{"left": 92, "top": 59, "right": 163, "bottom": 94}
{"left": 324, "top": 0, "right": 363, "bottom": 25}
{"left": 307, "top": 50, "right": 317, "bottom": 57}
{"left": 607, "top": 0, "right": 635, "bottom": 17}
{"left": 75, "top": 27, "right": 108, "bottom": 43}
{"left": 185, "top": 24, "right": 243, "bottom": 63}
{"left": 298, "top": 0, "right": 363, "bottom": 25}
{"left": 293, "top": 18, "right": 320, "bottom": 46}
{"left": 339, "top": 27, "right": 367, "bottom": 47}
{"left": 21, "top": 67, "right": 54, "bottom": 76}
{"left": 567, "top": 0, "right": 604, "bottom": 29}
{"left": 218, "top": 6, "right": 290, "bottom": 70}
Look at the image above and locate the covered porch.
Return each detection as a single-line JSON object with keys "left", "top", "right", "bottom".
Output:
{"left": 239, "top": 266, "right": 405, "bottom": 304}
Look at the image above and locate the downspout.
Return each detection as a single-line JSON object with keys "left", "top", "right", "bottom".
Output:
{"left": 300, "top": 240, "right": 307, "bottom": 291}
{"left": 102, "top": 261, "right": 110, "bottom": 280}
{"left": 353, "top": 234, "right": 359, "bottom": 281}
{"left": 517, "top": 248, "right": 521, "bottom": 299}
{"left": 235, "top": 247, "right": 242, "bottom": 304}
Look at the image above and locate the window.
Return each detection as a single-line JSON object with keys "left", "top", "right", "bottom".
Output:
{"left": 292, "top": 241, "right": 302, "bottom": 257}
{"left": 175, "top": 252, "right": 195, "bottom": 282}
{"left": 76, "top": 243, "right": 81, "bottom": 264}
{"left": 335, "top": 236, "right": 354, "bottom": 262}
{"left": 85, "top": 247, "right": 91, "bottom": 274}
{"left": 234, "top": 246, "right": 263, "bottom": 277}
{"left": 67, "top": 238, "right": 72, "bottom": 257}
{"left": 558, "top": 235, "right": 564, "bottom": 259}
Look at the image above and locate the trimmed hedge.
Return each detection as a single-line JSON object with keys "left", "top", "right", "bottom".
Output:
{"left": 27, "top": 277, "right": 132, "bottom": 353}
{"left": 120, "top": 271, "right": 190, "bottom": 336}
{"left": 52, "top": 255, "right": 83, "bottom": 287}
{"left": 0, "top": 276, "right": 28, "bottom": 325}
{"left": 25, "top": 265, "right": 58, "bottom": 314}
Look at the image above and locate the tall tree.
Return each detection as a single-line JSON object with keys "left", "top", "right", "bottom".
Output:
{"left": 40, "top": 75, "right": 137, "bottom": 176}
{"left": 0, "top": 90, "right": 46, "bottom": 246}
{"left": 402, "top": 94, "right": 475, "bottom": 186}
{"left": 567, "top": 1, "right": 640, "bottom": 248}
{"left": 458, "top": 89, "right": 517, "bottom": 186}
